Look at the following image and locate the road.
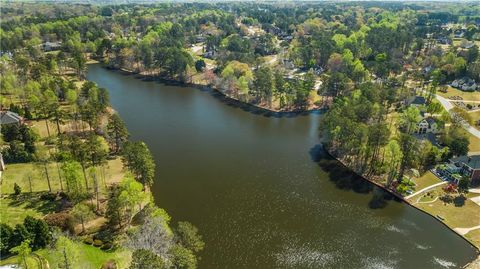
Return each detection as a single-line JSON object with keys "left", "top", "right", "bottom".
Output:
{"left": 431, "top": 93, "right": 480, "bottom": 138}
{"left": 405, "top": 181, "right": 447, "bottom": 199}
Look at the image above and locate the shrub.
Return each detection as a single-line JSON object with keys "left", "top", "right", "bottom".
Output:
{"left": 13, "top": 183, "right": 22, "bottom": 195}
{"left": 40, "top": 192, "right": 57, "bottom": 201}
{"left": 93, "top": 239, "right": 103, "bottom": 247}
{"left": 45, "top": 212, "right": 75, "bottom": 234}
{"left": 84, "top": 237, "right": 94, "bottom": 245}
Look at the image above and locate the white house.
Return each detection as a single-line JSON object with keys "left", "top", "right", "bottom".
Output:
{"left": 416, "top": 117, "right": 438, "bottom": 134}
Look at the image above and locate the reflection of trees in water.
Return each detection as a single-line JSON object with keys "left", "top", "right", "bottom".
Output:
{"left": 309, "top": 144, "right": 399, "bottom": 209}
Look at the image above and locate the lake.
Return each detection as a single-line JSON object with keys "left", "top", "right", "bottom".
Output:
{"left": 87, "top": 64, "right": 477, "bottom": 269}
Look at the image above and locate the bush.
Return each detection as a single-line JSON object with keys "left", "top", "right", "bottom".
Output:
{"left": 84, "top": 237, "right": 94, "bottom": 245}
{"left": 93, "top": 239, "right": 103, "bottom": 247}
{"left": 13, "top": 183, "right": 22, "bottom": 195}
{"left": 100, "top": 242, "right": 113, "bottom": 250}
{"left": 40, "top": 192, "right": 57, "bottom": 201}
{"left": 45, "top": 212, "right": 75, "bottom": 234}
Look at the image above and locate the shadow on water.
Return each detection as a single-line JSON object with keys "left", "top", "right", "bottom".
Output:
{"left": 100, "top": 65, "right": 325, "bottom": 118}
{"left": 309, "top": 144, "right": 400, "bottom": 209}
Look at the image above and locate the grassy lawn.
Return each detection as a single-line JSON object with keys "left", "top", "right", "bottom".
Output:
{"left": 468, "top": 133, "right": 480, "bottom": 152}
{"left": 414, "top": 187, "right": 480, "bottom": 229}
{"left": 412, "top": 171, "right": 442, "bottom": 191}
{"left": 0, "top": 241, "right": 131, "bottom": 269}
{"left": 0, "top": 195, "right": 56, "bottom": 225}
{"left": 465, "top": 228, "right": 480, "bottom": 249}
{"left": 468, "top": 110, "right": 480, "bottom": 130}
{"left": 437, "top": 87, "right": 480, "bottom": 102}
{"left": 1, "top": 158, "right": 124, "bottom": 196}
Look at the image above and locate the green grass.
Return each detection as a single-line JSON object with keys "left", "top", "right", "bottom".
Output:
{"left": 1, "top": 158, "right": 125, "bottom": 196}
{"left": 437, "top": 86, "right": 480, "bottom": 102}
{"left": 1, "top": 241, "right": 131, "bottom": 269}
{"left": 414, "top": 187, "right": 480, "bottom": 229}
{"left": 412, "top": 171, "right": 442, "bottom": 191}
{"left": 465, "top": 228, "right": 480, "bottom": 249}
{"left": 0, "top": 194, "right": 56, "bottom": 225}
{"left": 468, "top": 133, "right": 480, "bottom": 152}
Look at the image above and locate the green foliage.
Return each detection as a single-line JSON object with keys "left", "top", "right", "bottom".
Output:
{"left": 13, "top": 183, "right": 22, "bottom": 195}
{"left": 175, "top": 222, "right": 204, "bottom": 253}
{"left": 170, "top": 245, "right": 197, "bottom": 269}
{"left": 121, "top": 141, "right": 156, "bottom": 188}
{"left": 129, "top": 249, "right": 166, "bottom": 269}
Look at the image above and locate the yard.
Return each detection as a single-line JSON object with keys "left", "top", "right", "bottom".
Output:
{"left": 413, "top": 185, "right": 480, "bottom": 246}
{"left": 468, "top": 132, "right": 480, "bottom": 152}
{"left": 437, "top": 87, "right": 480, "bottom": 102}
{"left": 1, "top": 158, "right": 124, "bottom": 196}
{"left": 0, "top": 241, "right": 131, "bottom": 269}
{"left": 412, "top": 171, "right": 442, "bottom": 191}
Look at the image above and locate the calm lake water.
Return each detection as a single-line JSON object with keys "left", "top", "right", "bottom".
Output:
{"left": 87, "top": 64, "right": 477, "bottom": 269}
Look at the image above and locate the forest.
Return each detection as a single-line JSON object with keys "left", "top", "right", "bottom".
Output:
{"left": 1, "top": 1, "right": 480, "bottom": 268}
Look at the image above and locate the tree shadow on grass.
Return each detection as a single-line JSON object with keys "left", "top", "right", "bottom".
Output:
{"left": 309, "top": 144, "right": 399, "bottom": 209}
{"left": 7, "top": 192, "right": 59, "bottom": 215}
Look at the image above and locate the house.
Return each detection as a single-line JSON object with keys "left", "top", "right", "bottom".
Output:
{"left": 416, "top": 117, "right": 438, "bottom": 134}
{"left": 42, "top": 41, "right": 62, "bottom": 52}
{"left": 449, "top": 155, "right": 480, "bottom": 185}
{"left": 406, "top": 96, "right": 426, "bottom": 107}
{"left": 451, "top": 77, "right": 478, "bottom": 92}
{"left": 0, "top": 111, "right": 23, "bottom": 125}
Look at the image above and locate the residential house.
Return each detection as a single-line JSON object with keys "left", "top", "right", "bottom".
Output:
{"left": 405, "top": 96, "right": 426, "bottom": 107}
{"left": 42, "top": 41, "right": 62, "bottom": 52}
{"left": 451, "top": 77, "right": 478, "bottom": 92}
{"left": 449, "top": 155, "right": 480, "bottom": 185}
{"left": 416, "top": 117, "right": 438, "bottom": 134}
{"left": 0, "top": 111, "right": 23, "bottom": 125}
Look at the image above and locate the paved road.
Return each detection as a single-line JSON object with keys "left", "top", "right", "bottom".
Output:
{"left": 405, "top": 181, "right": 447, "bottom": 199}
{"left": 432, "top": 93, "right": 480, "bottom": 138}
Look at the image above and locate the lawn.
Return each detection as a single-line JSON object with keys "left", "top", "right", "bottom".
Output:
{"left": 0, "top": 241, "right": 131, "bottom": 269}
{"left": 465, "top": 228, "right": 480, "bottom": 249}
{"left": 468, "top": 110, "right": 480, "bottom": 130}
{"left": 414, "top": 187, "right": 480, "bottom": 229}
{"left": 0, "top": 195, "right": 56, "bottom": 225}
{"left": 1, "top": 158, "right": 124, "bottom": 196}
{"left": 467, "top": 133, "right": 480, "bottom": 152}
{"left": 437, "top": 86, "right": 480, "bottom": 102}
{"left": 412, "top": 171, "right": 442, "bottom": 191}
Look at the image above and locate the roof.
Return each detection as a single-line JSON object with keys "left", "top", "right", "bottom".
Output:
{"left": 450, "top": 155, "right": 480, "bottom": 170}
{"left": 410, "top": 96, "right": 426, "bottom": 106}
{"left": 0, "top": 111, "right": 22, "bottom": 124}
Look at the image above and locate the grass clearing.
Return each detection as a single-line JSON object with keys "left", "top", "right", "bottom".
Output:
{"left": 465, "top": 228, "right": 480, "bottom": 249}
{"left": 412, "top": 171, "right": 442, "bottom": 191}
{"left": 0, "top": 195, "right": 56, "bottom": 225}
{"left": 467, "top": 132, "right": 480, "bottom": 152}
{"left": 437, "top": 87, "right": 480, "bottom": 102}
{"left": 0, "top": 241, "right": 131, "bottom": 269}
{"left": 414, "top": 187, "right": 480, "bottom": 229}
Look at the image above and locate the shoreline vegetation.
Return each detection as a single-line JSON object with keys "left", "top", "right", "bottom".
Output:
{"left": 102, "top": 60, "right": 480, "bottom": 261}
{"left": 1, "top": 1, "right": 480, "bottom": 267}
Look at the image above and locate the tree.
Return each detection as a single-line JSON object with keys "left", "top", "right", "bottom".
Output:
{"left": 36, "top": 149, "right": 52, "bottom": 193}
{"left": 55, "top": 236, "right": 79, "bottom": 269}
{"left": 23, "top": 216, "right": 51, "bottom": 249}
{"left": 458, "top": 176, "right": 470, "bottom": 195}
{"left": 86, "top": 134, "right": 108, "bottom": 167}
{"left": 11, "top": 224, "right": 31, "bottom": 248}
{"left": 61, "top": 161, "right": 84, "bottom": 200}
{"left": 175, "top": 222, "right": 204, "bottom": 253}
{"left": 129, "top": 249, "right": 166, "bottom": 269}
{"left": 253, "top": 66, "right": 273, "bottom": 106}
{"left": 121, "top": 141, "right": 156, "bottom": 189}
{"left": 194, "top": 60, "right": 206, "bottom": 72}
{"left": 170, "top": 245, "right": 197, "bottom": 269}
{"left": 119, "top": 176, "right": 150, "bottom": 227}
{"left": 107, "top": 114, "right": 129, "bottom": 154}
{"left": 11, "top": 240, "right": 31, "bottom": 269}
{"left": 71, "top": 203, "right": 95, "bottom": 233}
{"left": 14, "top": 183, "right": 22, "bottom": 195}
{"left": 126, "top": 217, "right": 173, "bottom": 259}
{"left": 0, "top": 223, "right": 14, "bottom": 255}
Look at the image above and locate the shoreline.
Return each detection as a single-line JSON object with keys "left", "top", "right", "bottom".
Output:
{"left": 92, "top": 63, "right": 480, "bottom": 267}
{"left": 96, "top": 63, "right": 326, "bottom": 116}
{"left": 322, "top": 147, "right": 480, "bottom": 267}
